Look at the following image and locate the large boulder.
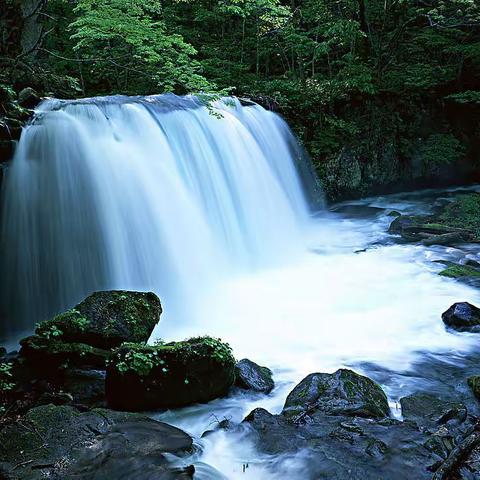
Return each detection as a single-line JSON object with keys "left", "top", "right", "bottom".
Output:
{"left": 442, "top": 302, "right": 480, "bottom": 331}
{"left": 282, "top": 369, "right": 390, "bottom": 419}
{"left": 19, "top": 290, "right": 161, "bottom": 372}
{"left": 106, "top": 337, "right": 236, "bottom": 410}
{"left": 0, "top": 404, "right": 193, "bottom": 480}
{"left": 235, "top": 359, "right": 274, "bottom": 393}
{"left": 36, "top": 290, "right": 161, "bottom": 350}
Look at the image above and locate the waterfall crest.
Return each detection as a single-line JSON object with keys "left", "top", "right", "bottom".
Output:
{"left": 0, "top": 95, "right": 322, "bottom": 339}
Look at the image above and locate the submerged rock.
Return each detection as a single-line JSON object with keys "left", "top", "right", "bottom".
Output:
{"left": 235, "top": 359, "right": 274, "bottom": 393}
{"left": 106, "top": 336, "right": 236, "bottom": 410}
{"left": 0, "top": 404, "right": 193, "bottom": 479}
{"left": 36, "top": 290, "right": 161, "bottom": 350}
{"left": 283, "top": 369, "right": 390, "bottom": 419}
{"left": 442, "top": 302, "right": 480, "bottom": 331}
{"left": 400, "top": 392, "right": 467, "bottom": 427}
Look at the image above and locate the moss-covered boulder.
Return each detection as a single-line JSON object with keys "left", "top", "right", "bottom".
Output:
{"left": 20, "top": 335, "right": 108, "bottom": 370}
{"left": 19, "top": 290, "right": 161, "bottom": 373}
{"left": 0, "top": 404, "right": 193, "bottom": 479}
{"left": 442, "top": 302, "right": 480, "bottom": 331}
{"left": 36, "top": 290, "right": 161, "bottom": 350}
{"left": 106, "top": 337, "right": 236, "bottom": 410}
{"left": 438, "top": 193, "right": 480, "bottom": 241}
{"left": 235, "top": 359, "right": 274, "bottom": 393}
{"left": 282, "top": 369, "right": 390, "bottom": 419}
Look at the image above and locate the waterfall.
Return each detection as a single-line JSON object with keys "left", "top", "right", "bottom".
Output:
{"left": 0, "top": 94, "right": 322, "bottom": 341}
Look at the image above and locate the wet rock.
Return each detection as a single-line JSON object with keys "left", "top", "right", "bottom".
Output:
{"left": 64, "top": 368, "right": 106, "bottom": 407}
{"left": 36, "top": 290, "right": 161, "bottom": 350}
{"left": 422, "top": 232, "right": 467, "bottom": 246}
{"left": 106, "top": 337, "right": 236, "bottom": 410}
{"left": 388, "top": 214, "right": 475, "bottom": 245}
{"left": 442, "top": 302, "right": 480, "bottom": 331}
{"left": 244, "top": 407, "right": 436, "bottom": 479}
{"left": 235, "top": 359, "right": 274, "bottom": 393}
{"left": 0, "top": 404, "right": 193, "bottom": 480}
{"left": 438, "top": 263, "right": 480, "bottom": 282}
{"left": 468, "top": 377, "right": 480, "bottom": 400}
{"left": 20, "top": 335, "right": 109, "bottom": 372}
{"left": 37, "top": 390, "right": 74, "bottom": 406}
{"left": 330, "top": 204, "right": 385, "bottom": 218}
{"left": 17, "top": 87, "right": 40, "bottom": 109}
{"left": 400, "top": 393, "right": 468, "bottom": 428}
{"left": 283, "top": 369, "right": 390, "bottom": 419}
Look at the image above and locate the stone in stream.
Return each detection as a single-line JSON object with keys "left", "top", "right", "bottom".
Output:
{"left": 35, "top": 290, "right": 161, "bottom": 350}
{"left": 235, "top": 359, "right": 274, "bottom": 393}
{"left": 282, "top": 369, "right": 390, "bottom": 419}
{"left": 400, "top": 392, "right": 467, "bottom": 427}
{"left": 19, "top": 290, "right": 161, "bottom": 373}
{"left": 106, "top": 336, "right": 236, "bottom": 410}
{"left": 0, "top": 404, "right": 193, "bottom": 480}
{"left": 241, "top": 369, "right": 443, "bottom": 479}
{"left": 442, "top": 302, "right": 480, "bottom": 331}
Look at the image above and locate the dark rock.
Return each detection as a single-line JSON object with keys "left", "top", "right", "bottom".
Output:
{"left": 400, "top": 393, "right": 468, "bottom": 428}
{"left": 64, "top": 368, "right": 106, "bottom": 407}
{"left": 0, "top": 347, "right": 6, "bottom": 359}
{"left": 0, "top": 404, "right": 193, "bottom": 480}
{"left": 422, "top": 232, "right": 467, "bottom": 246}
{"left": 17, "top": 87, "right": 40, "bottom": 109}
{"left": 388, "top": 215, "right": 417, "bottom": 234}
{"left": 387, "top": 210, "right": 402, "bottom": 217}
{"left": 282, "top": 369, "right": 390, "bottom": 419}
{"left": 35, "top": 290, "right": 161, "bottom": 350}
{"left": 37, "top": 391, "right": 73, "bottom": 406}
{"left": 465, "top": 259, "right": 480, "bottom": 268}
{"left": 106, "top": 336, "right": 236, "bottom": 410}
{"left": 20, "top": 335, "right": 109, "bottom": 372}
{"left": 235, "top": 359, "right": 274, "bottom": 393}
{"left": 243, "top": 407, "right": 436, "bottom": 479}
{"left": 330, "top": 204, "right": 385, "bottom": 218}
{"left": 442, "top": 302, "right": 480, "bottom": 331}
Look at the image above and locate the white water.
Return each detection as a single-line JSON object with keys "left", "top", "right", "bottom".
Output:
{"left": 0, "top": 95, "right": 320, "bottom": 339}
{"left": 2, "top": 95, "right": 480, "bottom": 478}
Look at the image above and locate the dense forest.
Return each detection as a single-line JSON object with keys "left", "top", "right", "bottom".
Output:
{"left": 1, "top": 0, "right": 480, "bottom": 198}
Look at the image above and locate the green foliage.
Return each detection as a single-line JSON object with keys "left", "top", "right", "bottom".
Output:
{"left": 110, "top": 336, "right": 234, "bottom": 377}
{"left": 421, "top": 134, "right": 466, "bottom": 170}
{"left": 439, "top": 194, "right": 480, "bottom": 239}
{"left": 0, "top": 363, "right": 14, "bottom": 393}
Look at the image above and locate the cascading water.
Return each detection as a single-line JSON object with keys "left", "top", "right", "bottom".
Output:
{"left": 0, "top": 94, "right": 322, "bottom": 341}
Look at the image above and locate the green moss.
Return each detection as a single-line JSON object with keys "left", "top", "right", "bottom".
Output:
{"left": 439, "top": 264, "right": 480, "bottom": 279}
{"left": 420, "top": 133, "right": 466, "bottom": 170}
{"left": 0, "top": 362, "right": 14, "bottom": 393}
{"left": 36, "top": 308, "right": 90, "bottom": 340}
{"left": 110, "top": 336, "right": 235, "bottom": 377}
{"left": 438, "top": 194, "right": 480, "bottom": 240}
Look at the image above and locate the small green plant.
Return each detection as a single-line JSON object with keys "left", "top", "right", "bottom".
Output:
{"left": 0, "top": 363, "right": 15, "bottom": 393}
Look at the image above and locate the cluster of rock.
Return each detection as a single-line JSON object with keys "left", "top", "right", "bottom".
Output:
{"left": 0, "top": 289, "right": 273, "bottom": 479}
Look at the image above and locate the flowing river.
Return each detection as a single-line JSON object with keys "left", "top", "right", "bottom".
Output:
{"left": 1, "top": 95, "right": 479, "bottom": 478}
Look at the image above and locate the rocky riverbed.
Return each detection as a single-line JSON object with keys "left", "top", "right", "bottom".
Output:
{"left": 2, "top": 187, "right": 480, "bottom": 479}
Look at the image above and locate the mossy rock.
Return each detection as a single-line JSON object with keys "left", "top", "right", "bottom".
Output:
{"left": 439, "top": 264, "right": 480, "bottom": 279}
{"left": 20, "top": 335, "right": 109, "bottom": 371}
{"left": 0, "top": 404, "right": 193, "bottom": 479}
{"left": 283, "top": 369, "right": 389, "bottom": 419}
{"left": 106, "top": 337, "right": 236, "bottom": 410}
{"left": 438, "top": 194, "right": 480, "bottom": 241}
{"left": 36, "top": 290, "right": 161, "bottom": 350}
{"left": 235, "top": 359, "right": 274, "bottom": 393}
